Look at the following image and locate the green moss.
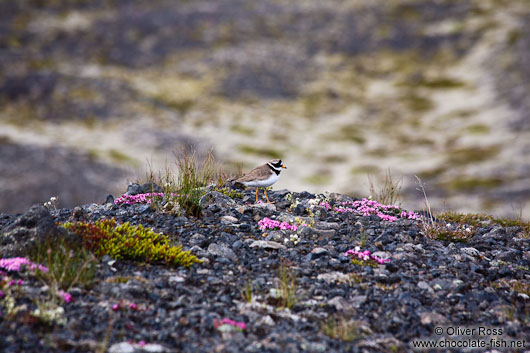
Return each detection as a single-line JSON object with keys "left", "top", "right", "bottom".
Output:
{"left": 165, "top": 99, "right": 195, "bottom": 114}
{"left": 507, "top": 29, "right": 522, "bottom": 46}
{"left": 465, "top": 124, "right": 490, "bottom": 135}
{"left": 231, "top": 125, "right": 255, "bottom": 136}
{"left": 422, "top": 222, "right": 475, "bottom": 242}
{"left": 304, "top": 173, "right": 331, "bottom": 185}
{"left": 351, "top": 258, "right": 377, "bottom": 268}
{"left": 215, "top": 186, "right": 243, "bottom": 199}
{"left": 445, "top": 177, "right": 503, "bottom": 191}
{"left": 351, "top": 165, "right": 380, "bottom": 175}
{"left": 63, "top": 219, "right": 201, "bottom": 267}
{"left": 438, "top": 212, "right": 530, "bottom": 237}
{"left": 109, "top": 149, "right": 137, "bottom": 165}
{"left": 446, "top": 145, "right": 500, "bottom": 165}
{"left": 329, "top": 125, "right": 366, "bottom": 144}
{"left": 438, "top": 212, "right": 491, "bottom": 227}
{"left": 321, "top": 154, "right": 348, "bottom": 164}
{"left": 413, "top": 77, "right": 466, "bottom": 89}
{"left": 237, "top": 144, "right": 283, "bottom": 159}
{"left": 417, "top": 166, "right": 448, "bottom": 179}
{"left": 402, "top": 93, "right": 435, "bottom": 112}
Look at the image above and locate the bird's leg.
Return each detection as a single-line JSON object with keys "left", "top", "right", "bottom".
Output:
{"left": 255, "top": 188, "right": 259, "bottom": 203}
{"left": 264, "top": 188, "right": 273, "bottom": 203}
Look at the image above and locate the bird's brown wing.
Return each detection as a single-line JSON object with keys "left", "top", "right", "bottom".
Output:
{"left": 235, "top": 164, "right": 270, "bottom": 182}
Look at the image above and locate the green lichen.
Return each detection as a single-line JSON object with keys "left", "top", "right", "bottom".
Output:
{"left": 63, "top": 219, "right": 201, "bottom": 267}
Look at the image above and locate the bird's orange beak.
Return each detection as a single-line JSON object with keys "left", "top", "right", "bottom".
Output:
{"left": 282, "top": 165, "right": 287, "bottom": 169}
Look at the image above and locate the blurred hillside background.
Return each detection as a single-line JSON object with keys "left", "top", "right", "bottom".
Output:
{"left": 0, "top": 0, "right": 529, "bottom": 218}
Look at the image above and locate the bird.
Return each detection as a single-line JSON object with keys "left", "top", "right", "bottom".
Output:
{"left": 234, "top": 159, "right": 287, "bottom": 203}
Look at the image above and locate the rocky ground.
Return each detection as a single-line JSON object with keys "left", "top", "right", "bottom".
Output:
{"left": 1, "top": 186, "right": 528, "bottom": 353}
{"left": 1, "top": 0, "right": 530, "bottom": 218}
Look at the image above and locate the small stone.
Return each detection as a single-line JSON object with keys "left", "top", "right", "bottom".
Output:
{"left": 256, "top": 315, "right": 275, "bottom": 326}
{"left": 314, "top": 221, "right": 340, "bottom": 230}
{"left": 221, "top": 215, "right": 238, "bottom": 223}
{"left": 313, "top": 229, "right": 336, "bottom": 237}
{"left": 169, "top": 275, "right": 185, "bottom": 283}
{"left": 207, "top": 243, "right": 238, "bottom": 261}
{"left": 350, "top": 295, "right": 367, "bottom": 308}
{"left": 420, "top": 311, "right": 449, "bottom": 326}
{"left": 328, "top": 296, "right": 355, "bottom": 316}
{"left": 461, "top": 247, "right": 481, "bottom": 257}
{"left": 249, "top": 240, "right": 286, "bottom": 250}
{"left": 108, "top": 342, "right": 135, "bottom": 353}
{"left": 317, "top": 272, "right": 351, "bottom": 284}
{"left": 418, "top": 281, "right": 433, "bottom": 292}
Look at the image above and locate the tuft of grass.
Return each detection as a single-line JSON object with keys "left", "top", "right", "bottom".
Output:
{"left": 143, "top": 150, "right": 225, "bottom": 217}
{"left": 240, "top": 280, "right": 253, "bottom": 303}
{"left": 437, "top": 212, "right": 530, "bottom": 238}
{"left": 63, "top": 219, "right": 201, "bottom": 267}
{"left": 322, "top": 316, "right": 363, "bottom": 342}
{"left": 491, "top": 279, "right": 530, "bottom": 296}
{"left": 415, "top": 176, "right": 476, "bottom": 242}
{"left": 369, "top": 170, "right": 403, "bottom": 206}
{"left": 30, "top": 236, "right": 97, "bottom": 291}
{"left": 276, "top": 264, "right": 298, "bottom": 309}
{"left": 173, "top": 150, "right": 219, "bottom": 217}
{"left": 437, "top": 212, "right": 491, "bottom": 227}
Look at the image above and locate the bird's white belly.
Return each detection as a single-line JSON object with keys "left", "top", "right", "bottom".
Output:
{"left": 241, "top": 173, "right": 280, "bottom": 187}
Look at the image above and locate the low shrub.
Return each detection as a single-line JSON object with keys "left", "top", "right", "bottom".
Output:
{"left": 63, "top": 219, "right": 200, "bottom": 267}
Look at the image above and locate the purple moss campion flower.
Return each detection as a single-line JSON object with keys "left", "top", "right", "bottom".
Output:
{"left": 329, "top": 198, "right": 420, "bottom": 222}
{"left": 345, "top": 247, "right": 390, "bottom": 265}
{"left": 129, "top": 302, "right": 138, "bottom": 310}
{"left": 319, "top": 202, "right": 332, "bottom": 210}
{"left": 58, "top": 290, "right": 74, "bottom": 303}
{"left": 0, "top": 257, "right": 49, "bottom": 273}
{"left": 112, "top": 303, "right": 120, "bottom": 311}
{"left": 7, "top": 279, "right": 24, "bottom": 286}
{"left": 114, "top": 193, "right": 179, "bottom": 205}
{"left": 214, "top": 318, "right": 246, "bottom": 331}
{"left": 258, "top": 217, "right": 299, "bottom": 231}
{"left": 138, "top": 341, "right": 146, "bottom": 347}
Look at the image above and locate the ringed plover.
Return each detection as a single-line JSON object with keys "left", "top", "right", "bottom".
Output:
{"left": 234, "top": 159, "right": 287, "bottom": 203}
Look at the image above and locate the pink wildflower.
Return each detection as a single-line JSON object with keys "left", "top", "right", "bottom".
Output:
{"left": 0, "top": 257, "right": 48, "bottom": 273}
{"left": 59, "top": 290, "right": 74, "bottom": 303}
{"left": 129, "top": 302, "right": 138, "bottom": 310}
{"left": 114, "top": 192, "right": 176, "bottom": 205}
{"left": 214, "top": 318, "right": 246, "bottom": 331}
{"left": 319, "top": 202, "right": 332, "bottom": 210}
{"left": 345, "top": 248, "right": 390, "bottom": 264}
{"left": 138, "top": 341, "right": 146, "bottom": 347}
{"left": 112, "top": 303, "right": 120, "bottom": 311}
{"left": 8, "top": 279, "right": 23, "bottom": 287}
{"left": 258, "top": 217, "right": 299, "bottom": 231}
{"left": 334, "top": 198, "right": 419, "bottom": 222}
